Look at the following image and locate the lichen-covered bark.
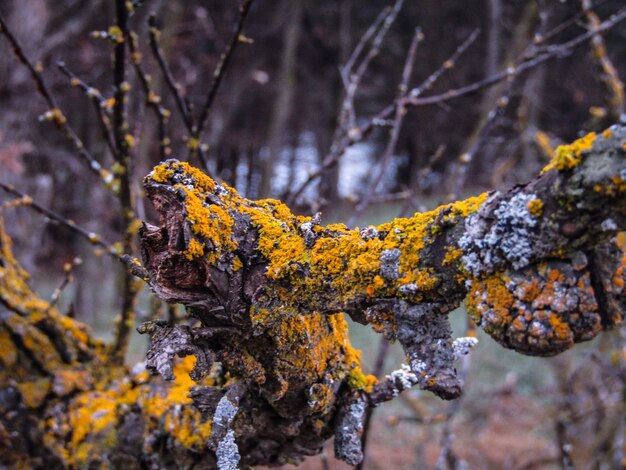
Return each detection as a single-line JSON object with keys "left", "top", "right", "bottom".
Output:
{"left": 0, "top": 220, "right": 220, "bottom": 468}
{"left": 138, "top": 125, "right": 626, "bottom": 465}
{"left": 1, "top": 126, "right": 626, "bottom": 468}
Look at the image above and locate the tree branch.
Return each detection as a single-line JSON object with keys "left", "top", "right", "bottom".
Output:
{"left": 136, "top": 127, "right": 626, "bottom": 464}
{"left": 2, "top": 129, "right": 626, "bottom": 467}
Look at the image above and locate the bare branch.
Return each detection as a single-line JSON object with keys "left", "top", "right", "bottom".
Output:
{"left": 56, "top": 61, "right": 117, "bottom": 157}
{"left": 109, "top": 0, "right": 140, "bottom": 365}
{"left": 581, "top": 0, "right": 625, "bottom": 118}
{"left": 0, "top": 13, "right": 117, "bottom": 190}
{"left": 194, "top": 0, "right": 255, "bottom": 152}
{"left": 348, "top": 27, "right": 424, "bottom": 226}
{"left": 147, "top": 14, "right": 194, "bottom": 130}
{"left": 128, "top": 31, "right": 172, "bottom": 160}
{"left": 0, "top": 181, "right": 148, "bottom": 281}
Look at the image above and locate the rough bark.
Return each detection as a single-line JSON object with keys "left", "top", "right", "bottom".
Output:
{"left": 2, "top": 126, "right": 626, "bottom": 468}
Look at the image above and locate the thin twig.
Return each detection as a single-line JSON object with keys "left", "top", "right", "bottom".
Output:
{"left": 537, "top": 0, "right": 610, "bottom": 45}
{"left": 147, "top": 1, "right": 254, "bottom": 170}
{"left": 128, "top": 31, "right": 171, "bottom": 160}
{"left": 407, "top": 6, "right": 626, "bottom": 107}
{"left": 555, "top": 419, "right": 576, "bottom": 470}
{"left": 349, "top": 27, "right": 423, "bottom": 226}
{"left": 342, "top": 4, "right": 391, "bottom": 82}
{"left": 48, "top": 257, "right": 82, "bottom": 311}
{"left": 0, "top": 182, "right": 149, "bottom": 281}
{"left": 580, "top": 0, "right": 624, "bottom": 117}
{"left": 147, "top": 14, "right": 194, "bottom": 130}
{"left": 435, "top": 318, "right": 475, "bottom": 470}
{"left": 0, "top": 14, "right": 56, "bottom": 107}
{"left": 286, "top": 0, "right": 405, "bottom": 206}
{"left": 339, "top": 0, "right": 404, "bottom": 130}
{"left": 409, "top": 29, "right": 481, "bottom": 100}
{"left": 194, "top": 0, "right": 255, "bottom": 154}
{"left": 0, "top": 13, "right": 116, "bottom": 189}
{"left": 56, "top": 61, "right": 117, "bottom": 157}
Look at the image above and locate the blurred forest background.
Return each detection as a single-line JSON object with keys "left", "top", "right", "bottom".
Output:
{"left": 1, "top": 0, "right": 626, "bottom": 468}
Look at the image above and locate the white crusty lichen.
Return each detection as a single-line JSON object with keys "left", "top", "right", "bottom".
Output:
{"left": 212, "top": 395, "right": 240, "bottom": 470}
{"left": 386, "top": 363, "right": 420, "bottom": 396}
{"left": 216, "top": 429, "right": 240, "bottom": 470}
{"left": 452, "top": 336, "right": 478, "bottom": 360}
{"left": 214, "top": 395, "right": 238, "bottom": 428}
{"left": 460, "top": 192, "right": 541, "bottom": 276}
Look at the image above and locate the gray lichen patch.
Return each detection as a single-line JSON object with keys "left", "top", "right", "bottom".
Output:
{"left": 216, "top": 429, "right": 240, "bottom": 470}
{"left": 393, "top": 301, "right": 461, "bottom": 399}
{"left": 213, "top": 395, "right": 238, "bottom": 428}
{"left": 360, "top": 226, "right": 379, "bottom": 240}
{"left": 460, "top": 192, "right": 541, "bottom": 276}
{"left": 380, "top": 248, "right": 401, "bottom": 281}
{"left": 209, "top": 391, "right": 241, "bottom": 466}
{"left": 334, "top": 400, "right": 366, "bottom": 466}
{"left": 385, "top": 364, "right": 419, "bottom": 396}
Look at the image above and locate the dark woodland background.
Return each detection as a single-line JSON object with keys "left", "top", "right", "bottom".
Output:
{"left": 1, "top": 0, "right": 626, "bottom": 468}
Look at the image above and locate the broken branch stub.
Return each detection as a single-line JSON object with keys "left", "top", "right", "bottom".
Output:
{"left": 139, "top": 125, "right": 626, "bottom": 466}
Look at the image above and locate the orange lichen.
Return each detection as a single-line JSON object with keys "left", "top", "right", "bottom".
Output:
{"left": 16, "top": 378, "right": 52, "bottom": 408}
{"left": 466, "top": 256, "right": 604, "bottom": 356}
{"left": 542, "top": 132, "right": 596, "bottom": 172}
{"left": 183, "top": 237, "right": 205, "bottom": 260}
{"left": 60, "top": 355, "right": 215, "bottom": 466}
{"left": 147, "top": 161, "right": 487, "bottom": 311}
{"left": 591, "top": 175, "right": 626, "bottom": 197}
{"left": 466, "top": 273, "right": 515, "bottom": 331}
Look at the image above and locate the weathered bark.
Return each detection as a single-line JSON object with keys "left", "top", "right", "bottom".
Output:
{"left": 2, "top": 126, "right": 626, "bottom": 468}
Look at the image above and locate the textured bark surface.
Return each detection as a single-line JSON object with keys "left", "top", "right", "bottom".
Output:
{"left": 1, "top": 126, "right": 626, "bottom": 468}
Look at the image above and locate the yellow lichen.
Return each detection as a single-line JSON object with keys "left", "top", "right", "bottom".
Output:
{"left": 59, "top": 355, "right": 215, "bottom": 466}
{"left": 145, "top": 163, "right": 490, "bottom": 398}
{"left": 232, "top": 256, "right": 243, "bottom": 271}
{"left": 527, "top": 198, "right": 543, "bottom": 217}
{"left": 0, "top": 329, "right": 17, "bottom": 368}
{"left": 443, "top": 247, "right": 462, "bottom": 266}
{"left": 152, "top": 164, "right": 174, "bottom": 183}
{"left": 183, "top": 237, "right": 205, "bottom": 260}
{"left": 145, "top": 163, "right": 236, "bottom": 263}
{"left": 542, "top": 132, "right": 596, "bottom": 173}
{"left": 16, "top": 378, "right": 51, "bottom": 408}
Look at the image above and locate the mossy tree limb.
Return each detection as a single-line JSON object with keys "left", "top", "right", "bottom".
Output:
{"left": 2, "top": 127, "right": 626, "bottom": 468}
